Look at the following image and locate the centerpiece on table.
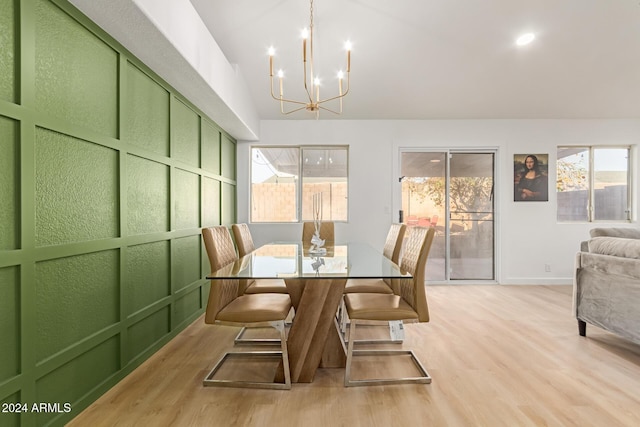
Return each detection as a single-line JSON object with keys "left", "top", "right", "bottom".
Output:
{"left": 309, "top": 192, "right": 327, "bottom": 255}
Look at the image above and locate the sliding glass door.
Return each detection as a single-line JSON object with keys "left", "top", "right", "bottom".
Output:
{"left": 400, "top": 150, "right": 495, "bottom": 282}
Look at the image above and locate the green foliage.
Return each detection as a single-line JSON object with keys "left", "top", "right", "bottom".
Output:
{"left": 405, "top": 176, "right": 493, "bottom": 216}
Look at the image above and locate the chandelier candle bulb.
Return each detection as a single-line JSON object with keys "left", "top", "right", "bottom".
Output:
{"left": 268, "top": 47, "right": 275, "bottom": 76}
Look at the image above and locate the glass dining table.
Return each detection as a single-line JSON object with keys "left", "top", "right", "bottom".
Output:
{"left": 206, "top": 241, "right": 411, "bottom": 383}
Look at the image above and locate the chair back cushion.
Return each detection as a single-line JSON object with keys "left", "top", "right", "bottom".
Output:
{"left": 383, "top": 223, "right": 406, "bottom": 289}
{"left": 397, "top": 226, "right": 435, "bottom": 322}
{"left": 302, "top": 221, "right": 335, "bottom": 243}
{"left": 383, "top": 223, "right": 406, "bottom": 264}
{"left": 202, "top": 226, "right": 240, "bottom": 323}
{"left": 232, "top": 223, "right": 255, "bottom": 258}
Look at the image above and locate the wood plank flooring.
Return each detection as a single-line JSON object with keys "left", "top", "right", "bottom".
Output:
{"left": 67, "top": 285, "right": 640, "bottom": 427}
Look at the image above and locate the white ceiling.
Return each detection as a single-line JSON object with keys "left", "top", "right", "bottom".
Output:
{"left": 189, "top": 0, "right": 640, "bottom": 121}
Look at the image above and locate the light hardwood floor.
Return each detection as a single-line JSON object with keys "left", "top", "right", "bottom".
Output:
{"left": 68, "top": 285, "right": 640, "bottom": 427}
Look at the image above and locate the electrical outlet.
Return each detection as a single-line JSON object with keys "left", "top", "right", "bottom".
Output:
{"left": 544, "top": 264, "right": 551, "bottom": 272}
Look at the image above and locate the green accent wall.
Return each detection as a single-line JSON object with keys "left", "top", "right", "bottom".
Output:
{"left": 0, "top": 1, "right": 236, "bottom": 425}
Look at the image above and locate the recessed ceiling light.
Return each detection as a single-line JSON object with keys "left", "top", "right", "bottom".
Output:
{"left": 516, "top": 33, "right": 535, "bottom": 46}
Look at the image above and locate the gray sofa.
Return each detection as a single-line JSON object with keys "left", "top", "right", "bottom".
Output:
{"left": 574, "top": 227, "right": 640, "bottom": 345}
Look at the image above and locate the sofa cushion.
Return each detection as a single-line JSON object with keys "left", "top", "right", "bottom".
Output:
{"left": 590, "top": 227, "right": 640, "bottom": 239}
{"left": 588, "top": 236, "right": 640, "bottom": 260}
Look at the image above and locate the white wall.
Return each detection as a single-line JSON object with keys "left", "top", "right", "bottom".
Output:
{"left": 237, "top": 119, "right": 640, "bottom": 285}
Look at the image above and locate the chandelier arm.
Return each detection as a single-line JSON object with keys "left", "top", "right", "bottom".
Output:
{"left": 269, "top": 76, "right": 279, "bottom": 101}
{"left": 315, "top": 76, "right": 350, "bottom": 104}
{"left": 318, "top": 105, "right": 342, "bottom": 115}
{"left": 270, "top": 75, "right": 308, "bottom": 105}
{"left": 316, "top": 89, "right": 349, "bottom": 105}
{"left": 281, "top": 105, "right": 308, "bottom": 115}
{"left": 275, "top": 97, "right": 309, "bottom": 106}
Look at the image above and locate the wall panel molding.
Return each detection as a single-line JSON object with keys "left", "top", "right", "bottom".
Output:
{"left": 0, "top": 1, "right": 236, "bottom": 425}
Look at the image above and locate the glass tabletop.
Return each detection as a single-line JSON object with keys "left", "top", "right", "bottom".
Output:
{"left": 206, "top": 242, "right": 412, "bottom": 280}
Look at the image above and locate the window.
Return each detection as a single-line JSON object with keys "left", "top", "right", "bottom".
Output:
{"left": 557, "top": 146, "right": 631, "bottom": 222}
{"left": 251, "top": 146, "right": 348, "bottom": 223}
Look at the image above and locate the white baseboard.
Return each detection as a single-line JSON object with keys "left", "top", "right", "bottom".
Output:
{"left": 425, "top": 278, "right": 572, "bottom": 286}
{"left": 500, "top": 277, "right": 573, "bottom": 285}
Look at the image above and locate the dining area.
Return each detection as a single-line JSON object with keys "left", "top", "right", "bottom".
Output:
{"left": 201, "top": 221, "right": 436, "bottom": 389}
{"left": 65, "top": 239, "right": 640, "bottom": 426}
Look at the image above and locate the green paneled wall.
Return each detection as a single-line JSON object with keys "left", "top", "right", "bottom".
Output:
{"left": 127, "top": 155, "right": 170, "bottom": 235}
{"left": 0, "top": 1, "right": 236, "bottom": 426}
{"left": 0, "top": 0, "right": 16, "bottom": 102}
{"left": 172, "top": 100, "right": 201, "bottom": 166}
{"left": 126, "top": 307, "right": 169, "bottom": 363}
{"left": 0, "top": 116, "right": 18, "bottom": 250}
{"left": 35, "top": 336, "right": 120, "bottom": 426}
{"left": 35, "top": 250, "right": 120, "bottom": 361}
{"left": 35, "top": 0, "right": 118, "bottom": 138}
{"left": 35, "top": 128, "right": 120, "bottom": 246}
{"left": 124, "top": 63, "right": 170, "bottom": 156}
{"left": 124, "top": 241, "right": 170, "bottom": 316}
{"left": 0, "top": 267, "right": 20, "bottom": 382}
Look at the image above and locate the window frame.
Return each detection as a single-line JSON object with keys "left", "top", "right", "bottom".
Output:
{"left": 250, "top": 145, "right": 349, "bottom": 224}
{"left": 556, "top": 145, "right": 632, "bottom": 223}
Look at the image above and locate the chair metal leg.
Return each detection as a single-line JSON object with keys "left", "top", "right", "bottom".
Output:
{"left": 204, "top": 321, "right": 291, "bottom": 390}
{"left": 340, "top": 320, "right": 404, "bottom": 345}
{"left": 339, "top": 296, "right": 403, "bottom": 344}
{"left": 234, "top": 308, "right": 294, "bottom": 345}
{"left": 234, "top": 326, "right": 282, "bottom": 345}
{"left": 344, "top": 320, "right": 431, "bottom": 387}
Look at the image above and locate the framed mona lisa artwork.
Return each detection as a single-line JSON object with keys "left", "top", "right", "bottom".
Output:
{"left": 514, "top": 154, "right": 549, "bottom": 202}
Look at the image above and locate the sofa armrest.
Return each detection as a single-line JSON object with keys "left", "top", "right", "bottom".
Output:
{"left": 574, "top": 251, "right": 640, "bottom": 345}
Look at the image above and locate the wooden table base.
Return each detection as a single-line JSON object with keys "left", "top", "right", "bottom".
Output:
{"left": 276, "top": 278, "right": 347, "bottom": 383}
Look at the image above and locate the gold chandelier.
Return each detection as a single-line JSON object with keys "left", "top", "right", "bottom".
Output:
{"left": 268, "top": 0, "right": 351, "bottom": 118}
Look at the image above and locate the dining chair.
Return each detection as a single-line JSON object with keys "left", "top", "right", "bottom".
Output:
{"left": 201, "top": 226, "right": 292, "bottom": 389}
{"left": 343, "top": 226, "right": 435, "bottom": 387}
{"left": 339, "top": 224, "right": 407, "bottom": 343}
{"left": 344, "top": 223, "right": 406, "bottom": 295}
{"left": 232, "top": 223, "right": 289, "bottom": 294}
{"left": 302, "top": 221, "right": 335, "bottom": 244}
{"left": 231, "top": 223, "right": 291, "bottom": 345}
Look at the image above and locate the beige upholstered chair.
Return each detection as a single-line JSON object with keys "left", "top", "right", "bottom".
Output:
{"left": 231, "top": 223, "right": 291, "bottom": 345}
{"left": 302, "top": 221, "right": 335, "bottom": 243}
{"left": 340, "top": 224, "right": 407, "bottom": 343}
{"left": 232, "top": 223, "right": 289, "bottom": 294}
{"left": 344, "top": 223, "right": 406, "bottom": 294}
{"left": 231, "top": 222, "right": 255, "bottom": 257}
{"left": 343, "top": 226, "right": 435, "bottom": 387}
{"left": 202, "top": 226, "right": 292, "bottom": 389}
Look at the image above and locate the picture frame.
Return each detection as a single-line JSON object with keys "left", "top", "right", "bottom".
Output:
{"left": 514, "top": 154, "right": 549, "bottom": 202}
